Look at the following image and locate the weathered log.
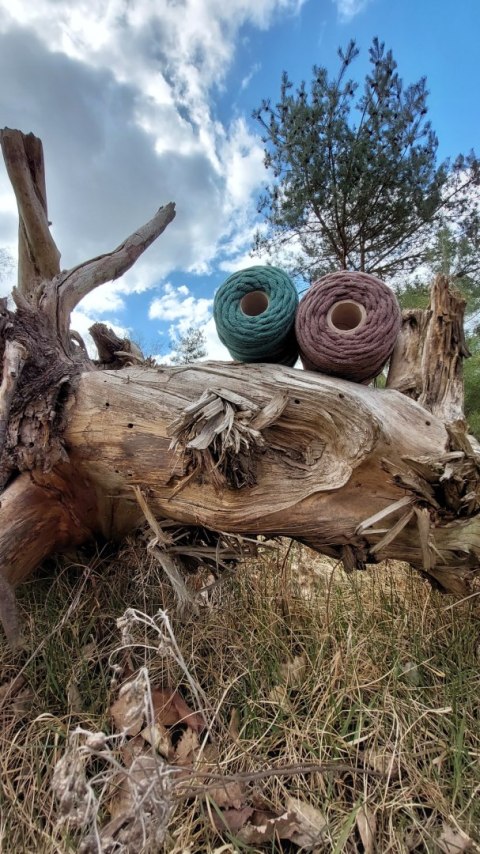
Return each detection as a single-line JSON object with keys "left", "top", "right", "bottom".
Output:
{"left": 56, "top": 362, "right": 478, "bottom": 595}
{"left": 1, "top": 127, "right": 479, "bottom": 648}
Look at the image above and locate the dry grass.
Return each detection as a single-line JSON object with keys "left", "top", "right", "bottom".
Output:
{"left": 0, "top": 538, "right": 479, "bottom": 853}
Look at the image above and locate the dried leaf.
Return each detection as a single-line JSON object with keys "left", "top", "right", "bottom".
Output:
{"left": 286, "top": 796, "right": 327, "bottom": 849}
{"left": 211, "top": 806, "right": 255, "bottom": 834}
{"left": 437, "top": 823, "right": 473, "bottom": 853}
{"left": 140, "top": 723, "right": 172, "bottom": 759}
{"left": 237, "top": 810, "right": 300, "bottom": 844}
{"left": 356, "top": 805, "right": 376, "bottom": 854}
{"left": 174, "top": 728, "right": 200, "bottom": 765}
{"left": 209, "top": 781, "right": 246, "bottom": 810}
{"left": 110, "top": 680, "right": 146, "bottom": 736}
{"left": 363, "top": 746, "right": 399, "bottom": 778}
{"left": 152, "top": 688, "right": 206, "bottom": 733}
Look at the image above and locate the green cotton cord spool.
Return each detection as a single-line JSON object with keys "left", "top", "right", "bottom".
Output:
{"left": 213, "top": 266, "right": 299, "bottom": 366}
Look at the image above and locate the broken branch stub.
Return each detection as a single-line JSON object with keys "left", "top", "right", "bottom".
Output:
{"left": 387, "top": 275, "right": 469, "bottom": 424}
{"left": 168, "top": 388, "right": 289, "bottom": 491}
{"left": 0, "top": 128, "right": 61, "bottom": 297}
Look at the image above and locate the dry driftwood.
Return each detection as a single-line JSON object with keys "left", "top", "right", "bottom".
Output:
{"left": 1, "top": 127, "right": 479, "bottom": 645}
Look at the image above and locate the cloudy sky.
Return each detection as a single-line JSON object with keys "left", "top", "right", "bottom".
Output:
{"left": 0, "top": 0, "right": 478, "bottom": 360}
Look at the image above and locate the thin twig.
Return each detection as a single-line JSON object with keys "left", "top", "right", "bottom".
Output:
{"left": 174, "top": 760, "right": 385, "bottom": 799}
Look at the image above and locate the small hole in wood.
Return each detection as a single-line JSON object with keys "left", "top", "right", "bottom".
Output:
{"left": 294, "top": 398, "right": 301, "bottom": 404}
{"left": 105, "top": 402, "right": 110, "bottom": 407}
{"left": 339, "top": 393, "right": 345, "bottom": 399}
{"left": 425, "top": 420, "right": 431, "bottom": 426}
{"left": 127, "top": 423, "right": 134, "bottom": 428}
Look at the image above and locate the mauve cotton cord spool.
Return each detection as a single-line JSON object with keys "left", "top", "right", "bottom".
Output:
{"left": 295, "top": 271, "right": 402, "bottom": 382}
{"left": 213, "top": 266, "right": 299, "bottom": 366}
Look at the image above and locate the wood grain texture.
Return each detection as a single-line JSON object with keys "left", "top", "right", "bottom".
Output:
{"left": 60, "top": 361, "right": 480, "bottom": 595}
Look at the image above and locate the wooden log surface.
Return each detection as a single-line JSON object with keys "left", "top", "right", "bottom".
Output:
{"left": 58, "top": 361, "right": 480, "bottom": 596}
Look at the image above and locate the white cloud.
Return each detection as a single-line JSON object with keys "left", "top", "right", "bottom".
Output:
{"left": 333, "top": 0, "right": 372, "bottom": 21}
{"left": 148, "top": 282, "right": 230, "bottom": 362}
{"left": 0, "top": 0, "right": 306, "bottom": 339}
{"left": 149, "top": 283, "right": 213, "bottom": 328}
{"left": 204, "top": 316, "right": 231, "bottom": 360}
{"left": 241, "top": 62, "right": 261, "bottom": 91}
{"left": 79, "top": 285, "right": 126, "bottom": 315}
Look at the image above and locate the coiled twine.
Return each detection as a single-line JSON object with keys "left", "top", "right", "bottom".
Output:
{"left": 213, "top": 266, "right": 299, "bottom": 366}
{"left": 295, "top": 271, "right": 402, "bottom": 382}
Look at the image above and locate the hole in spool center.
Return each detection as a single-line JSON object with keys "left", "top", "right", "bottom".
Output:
{"left": 240, "top": 290, "right": 269, "bottom": 316}
{"left": 327, "top": 300, "right": 366, "bottom": 333}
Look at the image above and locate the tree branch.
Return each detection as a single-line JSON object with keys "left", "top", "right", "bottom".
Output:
{"left": 47, "top": 202, "right": 176, "bottom": 345}
{"left": 58, "top": 203, "right": 176, "bottom": 312}
{"left": 0, "top": 129, "right": 61, "bottom": 297}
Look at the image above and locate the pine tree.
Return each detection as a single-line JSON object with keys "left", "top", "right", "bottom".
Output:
{"left": 170, "top": 326, "right": 207, "bottom": 365}
{"left": 253, "top": 38, "right": 479, "bottom": 280}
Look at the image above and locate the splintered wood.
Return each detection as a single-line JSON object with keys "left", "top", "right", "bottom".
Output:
{"left": 168, "top": 388, "right": 289, "bottom": 490}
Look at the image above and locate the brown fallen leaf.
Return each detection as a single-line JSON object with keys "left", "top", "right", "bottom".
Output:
{"left": 286, "top": 796, "right": 327, "bottom": 849}
{"left": 437, "top": 822, "right": 473, "bottom": 853}
{"left": 140, "top": 723, "right": 173, "bottom": 759}
{"left": 110, "top": 679, "right": 146, "bottom": 736}
{"left": 174, "top": 727, "right": 200, "bottom": 765}
{"left": 152, "top": 688, "right": 206, "bottom": 733}
{"left": 356, "top": 804, "right": 376, "bottom": 854}
{"left": 211, "top": 806, "right": 255, "bottom": 834}
{"left": 208, "top": 781, "right": 246, "bottom": 810}
{"left": 237, "top": 810, "right": 300, "bottom": 845}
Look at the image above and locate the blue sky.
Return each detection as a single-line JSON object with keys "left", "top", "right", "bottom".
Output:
{"left": 0, "top": 0, "right": 478, "bottom": 360}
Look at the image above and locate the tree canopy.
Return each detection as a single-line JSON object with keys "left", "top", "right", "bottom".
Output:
{"left": 170, "top": 326, "right": 207, "bottom": 364}
{"left": 253, "top": 38, "right": 479, "bottom": 281}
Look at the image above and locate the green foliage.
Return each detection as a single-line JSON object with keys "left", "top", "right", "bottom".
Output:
{"left": 464, "top": 340, "right": 480, "bottom": 438}
{"left": 170, "top": 326, "right": 207, "bottom": 365}
{"left": 254, "top": 38, "right": 479, "bottom": 281}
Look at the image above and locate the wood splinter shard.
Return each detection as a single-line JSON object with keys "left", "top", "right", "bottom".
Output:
{"left": 168, "top": 388, "right": 289, "bottom": 492}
